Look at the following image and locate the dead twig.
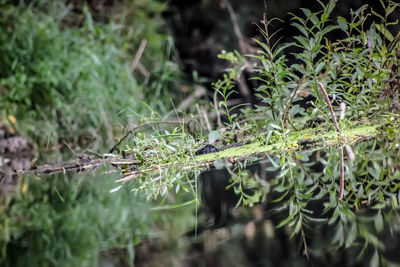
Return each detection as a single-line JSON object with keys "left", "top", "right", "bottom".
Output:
{"left": 318, "top": 83, "right": 341, "bottom": 136}
{"left": 202, "top": 110, "right": 212, "bottom": 131}
{"left": 213, "top": 90, "right": 222, "bottom": 127}
{"left": 222, "top": 0, "right": 257, "bottom": 55}
{"left": 237, "top": 73, "right": 251, "bottom": 101}
{"left": 31, "top": 157, "right": 137, "bottom": 176}
{"left": 177, "top": 86, "right": 207, "bottom": 111}
{"left": 131, "top": 40, "right": 147, "bottom": 72}
{"left": 222, "top": 0, "right": 256, "bottom": 100}
{"left": 318, "top": 82, "right": 345, "bottom": 200}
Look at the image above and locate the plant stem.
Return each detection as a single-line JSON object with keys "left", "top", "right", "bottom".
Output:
{"left": 317, "top": 82, "right": 345, "bottom": 199}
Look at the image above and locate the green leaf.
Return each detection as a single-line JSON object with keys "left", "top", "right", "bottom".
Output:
{"left": 275, "top": 42, "right": 295, "bottom": 55}
{"left": 294, "top": 36, "right": 310, "bottom": 50}
{"left": 368, "top": 22, "right": 376, "bottom": 50}
{"left": 370, "top": 249, "right": 379, "bottom": 267}
{"left": 332, "top": 223, "right": 344, "bottom": 245}
{"left": 267, "top": 154, "right": 280, "bottom": 169}
{"left": 320, "top": 25, "right": 340, "bottom": 37}
{"left": 337, "top": 17, "right": 348, "bottom": 32}
{"left": 208, "top": 130, "right": 221, "bottom": 143}
{"left": 326, "top": 1, "right": 336, "bottom": 15}
{"left": 301, "top": 8, "right": 312, "bottom": 18}
{"left": 374, "top": 211, "right": 384, "bottom": 232}
{"left": 277, "top": 213, "right": 295, "bottom": 228}
{"left": 307, "top": 217, "right": 327, "bottom": 223}
{"left": 355, "top": 4, "right": 369, "bottom": 17}
{"left": 270, "top": 124, "right": 282, "bottom": 130}
{"left": 280, "top": 154, "right": 286, "bottom": 167}
{"left": 291, "top": 219, "right": 302, "bottom": 237}
{"left": 265, "top": 130, "right": 273, "bottom": 145}
{"left": 164, "top": 143, "right": 176, "bottom": 152}
{"left": 273, "top": 190, "right": 290, "bottom": 202}
{"left": 309, "top": 13, "right": 320, "bottom": 26}
{"left": 345, "top": 223, "right": 358, "bottom": 248}
{"left": 328, "top": 207, "right": 339, "bottom": 225}
{"left": 320, "top": 13, "right": 329, "bottom": 23}
{"left": 291, "top": 22, "right": 309, "bottom": 37}
{"left": 376, "top": 24, "right": 394, "bottom": 42}
{"left": 315, "top": 61, "right": 325, "bottom": 73}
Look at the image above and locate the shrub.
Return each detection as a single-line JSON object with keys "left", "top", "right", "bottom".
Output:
{"left": 0, "top": 1, "right": 180, "bottom": 159}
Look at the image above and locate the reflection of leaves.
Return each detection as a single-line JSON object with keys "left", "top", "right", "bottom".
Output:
{"left": 370, "top": 249, "right": 379, "bottom": 267}
{"left": 345, "top": 222, "right": 357, "bottom": 248}
{"left": 267, "top": 133, "right": 399, "bottom": 264}
{"left": 374, "top": 211, "right": 384, "bottom": 232}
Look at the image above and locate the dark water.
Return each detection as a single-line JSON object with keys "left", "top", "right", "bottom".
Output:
{"left": 2, "top": 139, "right": 399, "bottom": 266}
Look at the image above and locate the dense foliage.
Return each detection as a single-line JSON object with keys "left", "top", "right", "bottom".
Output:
{"left": 0, "top": 1, "right": 191, "bottom": 266}
{"left": 0, "top": 1, "right": 181, "bottom": 159}
{"left": 1, "top": 171, "right": 150, "bottom": 266}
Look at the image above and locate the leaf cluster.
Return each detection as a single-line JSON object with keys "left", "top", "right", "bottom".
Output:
{"left": 214, "top": 0, "right": 400, "bottom": 132}
{"left": 0, "top": 1, "right": 182, "bottom": 160}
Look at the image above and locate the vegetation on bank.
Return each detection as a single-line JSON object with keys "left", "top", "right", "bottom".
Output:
{"left": 0, "top": 0, "right": 183, "bottom": 161}
{"left": 0, "top": 1, "right": 194, "bottom": 266}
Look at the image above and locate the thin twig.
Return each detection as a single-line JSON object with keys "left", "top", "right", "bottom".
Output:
{"left": 195, "top": 104, "right": 206, "bottom": 130}
{"left": 202, "top": 110, "right": 212, "bottom": 131}
{"left": 223, "top": 0, "right": 246, "bottom": 53}
{"left": 317, "top": 82, "right": 345, "bottom": 200}
{"left": 301, "top": 228, "right": 309, "bottom": 260}
{"left": 223, "top": 0, "right": 258, "bottom": 56}
{"left": 213, "top": 90, "right": 222, "bottom": 127}
{"left": 223, "top": 0, "right": 256, "bottom": 99}
{"left": 136, "top": 63, "right": 150, "bottom": 79}
{"left": 131, "top": 39, "right": 147, "bottom": 72}
{"left": 177, "top": 86, "right": 207, "bottom": 111}
{"left": 62, "top": 140, "right": 78, "bottom": 156}
{"left": 317, "top": 83, "right": 341, "bottom": 136}
{"left": 237, "top": 72, "right": 251, "bottom": 101}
